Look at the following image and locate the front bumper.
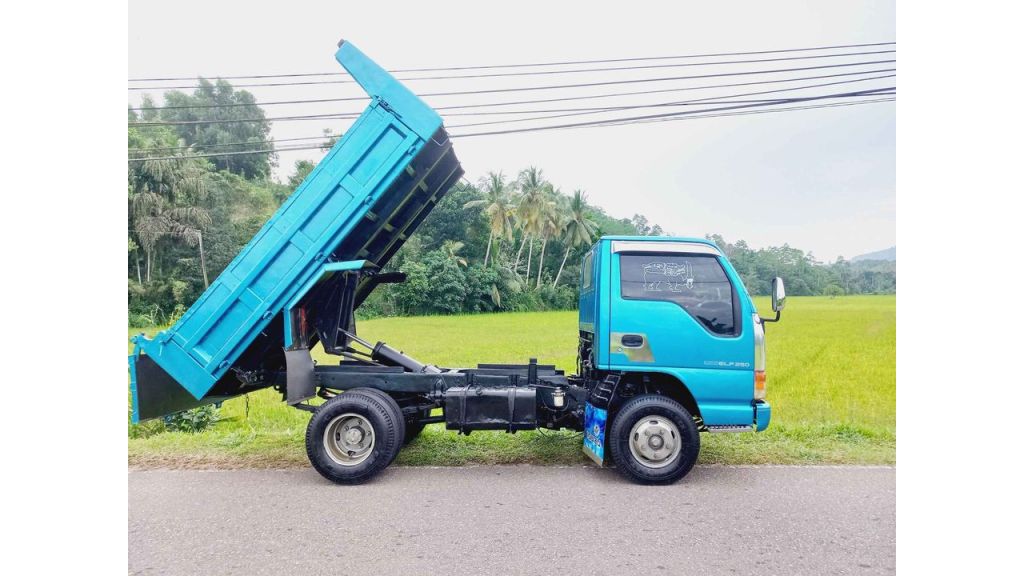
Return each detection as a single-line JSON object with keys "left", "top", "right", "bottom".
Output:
{"left": 754, "top": 400, "right": 772, "bottom": 432}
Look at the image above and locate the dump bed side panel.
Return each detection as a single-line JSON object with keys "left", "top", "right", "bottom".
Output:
{"left": 133, "top": 42, "right": 456, "bottom": 403}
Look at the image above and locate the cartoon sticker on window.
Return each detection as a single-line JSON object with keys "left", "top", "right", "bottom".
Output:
{"left": 642, "top": 261, "right": 694, "bottom": 292}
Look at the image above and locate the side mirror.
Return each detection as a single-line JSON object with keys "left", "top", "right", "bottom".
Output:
{"left": 763, "top": 277, "right": 786, "bottom": 323}
{"left": 771, "top": 277, "right": 787, "bottom": 312}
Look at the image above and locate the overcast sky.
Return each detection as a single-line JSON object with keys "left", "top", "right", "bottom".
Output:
{"left": 127, "top": 0, "right": 895, "bottom": 262}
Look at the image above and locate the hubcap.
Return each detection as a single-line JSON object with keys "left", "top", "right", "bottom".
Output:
{"left": 323, "top": 413, "right": 375, "bottom": 466}
{"left": 629, "top": 417, "right": 682, "bottom": 469}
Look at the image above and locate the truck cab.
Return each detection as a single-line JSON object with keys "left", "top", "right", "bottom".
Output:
{"left": 576, "top": 236, "right": 783, "bottom": 479}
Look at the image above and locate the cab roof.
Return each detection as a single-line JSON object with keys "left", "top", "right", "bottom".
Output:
{"left": 598, "top": 236, "right": 721, "bottom": 248}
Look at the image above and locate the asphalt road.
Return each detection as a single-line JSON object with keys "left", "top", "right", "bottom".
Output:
{"left": 128, "top": 465, "right": 895, "bottom": 576}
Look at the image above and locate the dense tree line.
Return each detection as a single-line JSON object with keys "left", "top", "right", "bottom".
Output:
{"left": 128, "top": 81, "right": 894, "bottom": 326}
{"left": 706, "top": 235, "right": 896, "bottom": 297}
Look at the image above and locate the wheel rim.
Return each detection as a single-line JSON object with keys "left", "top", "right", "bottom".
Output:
{"left": 323, "top": 413, "right": 375, "bottom": 466}
{"left": 628, "top": 417, "right": 682, "bottom": 469}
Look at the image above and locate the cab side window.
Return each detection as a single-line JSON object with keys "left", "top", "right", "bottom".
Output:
{"left": 581, "top": 251, "right": 594, "bottom": 291}
{"left": 619, "top": 253, "right": 738, "bottom": 336}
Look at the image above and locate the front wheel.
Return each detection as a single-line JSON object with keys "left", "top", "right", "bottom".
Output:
{"left": 305, "top": 392, "right": 404, "bottom": 484}
{"left": 608, "top": 394, "right": 700, "bottom": 485}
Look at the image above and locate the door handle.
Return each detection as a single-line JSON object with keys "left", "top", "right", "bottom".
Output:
{"left": 621, "top": 334, "right": 645, "bottom": 348}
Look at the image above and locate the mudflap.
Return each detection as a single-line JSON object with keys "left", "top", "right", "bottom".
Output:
{"left": 285, "top": 348, "right": 315, "bottom": 405}
{"left": 582, "top": 402, "right": 608, "bottom": 466}
{"left": 131, "top": 353, "right": 215, "bottom": 423}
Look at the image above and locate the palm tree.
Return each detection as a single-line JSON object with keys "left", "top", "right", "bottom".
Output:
{"left": 131, "top": 191, "right": 168, "bottom": 283}
{"left": 129, "top": 156, "right": 211, "bottom": 284}
{"left": 535, "top": 191, "right": 565, "bottom": 289}
{"left": 128, "top": 236, "right": 142, "bottom": 284}
{"left": 463, "top": 172, "right": 515, "bottom": 267}
{"left": 440, "top": 240, "right": 468, "bottom": 268}
{"left": 132, "top": 192, "right": 213, "bottom": 285}
{"left": 554, "top": 190, "right": 598, "bottom": 287}
{"left": 514, "top": 167, "right": 550, "bottom": 282}
{"left": 170, "top": 213, "right": 213, "bottom": 288}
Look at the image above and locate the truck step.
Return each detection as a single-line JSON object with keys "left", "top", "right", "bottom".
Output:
{"left": 706, "top": 425, "right": 754, "bottom": 433}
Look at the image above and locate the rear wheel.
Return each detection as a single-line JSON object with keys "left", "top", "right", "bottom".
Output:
{"left": 305, "top": 391, "right": 403, "bottom": 484}
{"left": 340, "top": 388, "right": 406, "bottom": 464}
{"left": 608, "top": 394, "right": 700, "bottom": 485}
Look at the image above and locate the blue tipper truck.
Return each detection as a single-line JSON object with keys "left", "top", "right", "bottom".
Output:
{"left": 130, "top": 40, "right": 786, "bottom": 485}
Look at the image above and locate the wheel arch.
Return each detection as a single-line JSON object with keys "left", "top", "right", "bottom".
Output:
{"left": 617, "top": 371, "right": 703, "bottom": 423}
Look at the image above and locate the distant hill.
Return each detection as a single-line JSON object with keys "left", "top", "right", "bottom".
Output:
{"left": 853, "top": 246, "right": 896, "bottom": 262}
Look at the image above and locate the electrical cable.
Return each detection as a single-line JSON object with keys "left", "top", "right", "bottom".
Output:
{"left": 132, "top": 68, "right": 895, "bottom": 111}
{"left": 127, "top": 96, "right": 894, "bottom": 161}
{"left": 441, "top": 82, "right": 897, "bottom": 129}
{"left": 460, "top": 98, "right": 896, "bottom": 136}
{"left": 127, "top": 59, "right": 894, "bottom": 93}
{"left": 127, "top": 49, "right": 894, "bottom": 89}
{"left": 448, "top": 90, "right": 893, "bottom": 137}
{"left": 130, "top": 72, "right": 897, "bottom": 136}
{"left": 128, "top": 41, "right": 895, "bottom": 81}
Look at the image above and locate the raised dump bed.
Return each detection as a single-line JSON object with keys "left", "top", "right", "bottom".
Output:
{"left": 130, "top": 40, "right": 463, "bottom": 422}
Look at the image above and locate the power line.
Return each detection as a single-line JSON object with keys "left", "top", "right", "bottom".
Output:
{"left": 126, "top": 49, "right": 894, "bottom": 90}
{"left": 133, "top": 67, "right": 895, "bottom": 111}
{"left": 359, "top": 59, "right": 894, "bottom": 97}
{"left": 442, "top": 81, "right": 896, "bottom": 129}
{"left": 128, "top": 59, "right": 896, "bottom": 125}
{"left": 129, "top": 73, "right": 894, "bottom": 139}
{"left": 589, "top": 97, "right": 897, "bottom": 129}
{"left": 128, "top": 134, "right": 339, "bottom": 154}
{"left": 446, "top": 89, "right": 892, "bottom": 136}
{"left": 129, "top": 92, "right": 892, "bottom": 155}
{"left": 454, "top": 98, "right": 896, "bottom": 137}
{"left": 128, "top": 143, "right": 319, "bottom": 162}
{"left": 127, "top": 98, "right": 895, "bottom": 162}
{"left": 127, "top": 41, "right": 895, "bottom": 81}
{"left": 127, "top": 94, "right": 894, "bottom": 162}
{"left": 130, "top": 113, "right": 359, "bottom": 126}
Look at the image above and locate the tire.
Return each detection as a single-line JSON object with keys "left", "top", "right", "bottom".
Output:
{"left": 608, "top": 394, "right": 700, "bottom": 485}
{"left": 305, "top": 391, "right": 404, "bottom": 484}
{"left": 339, "top": 388, "right": 406, "bottom": 465}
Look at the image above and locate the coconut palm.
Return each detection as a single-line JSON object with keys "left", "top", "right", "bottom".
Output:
{"left": 440, "top": 240, "right": 468, "bottom": 268}
{"left": 514, "top": 167, "right": 551, "bottom": 282}
{"left": 554, "top": 190, "right": 598, "bottom": 287}
{"left": 463, "top": 171, "right": 515, "bottom": 267}
{"left": 535, "top": 191, "right": 565, "bottom": 289}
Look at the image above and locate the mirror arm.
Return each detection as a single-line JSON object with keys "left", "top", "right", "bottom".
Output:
{"left": 762, "top": 310, "right": 781, "bottom": 324}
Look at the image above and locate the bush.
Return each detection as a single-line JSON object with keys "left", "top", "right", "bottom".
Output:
{"left": 128, "top": 419, "right": 166, "bottom": 439}
{"left": 465, "top": 265, "right": 501, "bottom": 312}
{"left": 128, "top": 304, "right": 166, "bottom": 327}
{"left": 824, "top": 284, "right": 846, "bottom": 299}
{"left": 162, "top": 404, "right": 220, "bottom": 433}
{"left": 167, "top": 304, "right": 188, "bottom": 325}
{"left": 504, "top": 289, "right": 542, "bottom": 312}
{"left": 128, "top": 406, "right": 167, "bottom": 438}
{"left": 537, "top": 283, "right": 577, "bottom": 310}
